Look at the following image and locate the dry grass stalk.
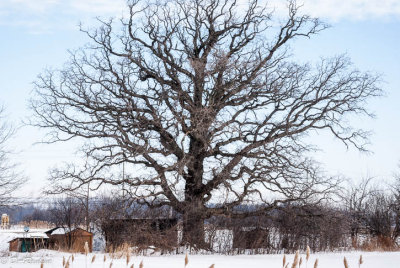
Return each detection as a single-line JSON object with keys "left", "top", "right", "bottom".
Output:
{"left": 63, "top": 256, "right": 66, "bottom": 267}
{"left": 84, "top": 242, "right": 89, "bottom": 256}
{"left": 185, "top": 253, "right": 189, "bottom": 267}
{"left": 92, "top": 255, "right": 96, "bottom": 263}
{"left": 104, "top": 255, "right": 107, "bottom": 262}
{"left": 40, "top": 262, "right": 44, "bottom": 268}
{"left": 299, "top": 257, "right": 303, "bottom": 267}
{"left": 65, "top": 261, "right": 70, "bottom": 268}
{"left": 283, "top": 254, "right": 286, "bottom": 268}
{"left": 126, "top": 254, "right": 130, "bottom": 266}
{"left": 306, "top": 246, "right": 310, "bottom": 261}
{"left": 359, "top": 255, "right": 363, "bottom": 268}
{"left": 291, "top": 250, "right": 299, "bottom": 268}
{"left": 209, "top": 264, "right": 215, "bottom": 268}
{"left": 343, "top": 257, "right": 349, "bottom": 268}
{"left": 72, "top": 255, "right": 75, "bottom": 262}
{"left": 313, "top": 259, "right": 318, "bottom": 268}
{"left": 139, "top": 260, "right": 144, "bottom": 268}
{"left": 130, "top": 264, "right": 134, "bottom": 268}
{"left": 109, "top": 262, "right": 113, "bottom": 268}
{"left": 285, "top": 263, "right": 289, "bottom": 268}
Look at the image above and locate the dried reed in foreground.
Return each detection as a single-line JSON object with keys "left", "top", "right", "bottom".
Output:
{"left": 291, "top": 250, "right": 299, "bottom": 268}
{"left": 84, "top": 242, "right": 89, "bottom": 256}
{"left": 359, "top": 255, "right": 363, "bottom": 268}
{"left": 185, "top": 253, "right": 189, "bottom": 267}
{"left": 313, "top": 259, "right": 318, "bottom": 268}
{"left": 306, "top": 246, "right": 310, "bottom": 268}
{"left": 139, "top": 260, "right": 144, "bottom": 268}
{"left": 283, "top": 254, "right": 286, "bottom": 268}
{"left": 91, "top": 255, "right": 96, "bottom": 263}
{"left": 343, "top": 257, "right": 349, "bottom": 268}
{"left": 209, "top": 264, "right": 215, "bottom": 268}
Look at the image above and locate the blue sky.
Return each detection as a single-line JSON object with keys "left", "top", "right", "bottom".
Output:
{"left": 0, "top": 0, "right": 399, "bottom": 196}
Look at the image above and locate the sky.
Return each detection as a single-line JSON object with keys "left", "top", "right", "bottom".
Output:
{"left": 0, "top": 0, "right": 399, "bottom": 197}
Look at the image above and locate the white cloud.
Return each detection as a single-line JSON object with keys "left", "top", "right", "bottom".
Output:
{"left": 0, "top": 0, "right": 59, "bottom": 13}
{"left": 0, "top": 0, "right": 400, "bottom": 34}
{"left": 269, "top": 0, "right": 400, "bottom": 21}
{"left": 68, "top": 0, "right": 125, "bottom": 15}
{"left": 0, "top": 0, "right": 124, "bottom": 15}
{"left": 0, "top": 0, "right": 126, "bottom": 33}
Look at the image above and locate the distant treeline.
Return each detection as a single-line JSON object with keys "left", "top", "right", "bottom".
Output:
{"left": 9, "top": 179, "right": 400, "bottom": 254}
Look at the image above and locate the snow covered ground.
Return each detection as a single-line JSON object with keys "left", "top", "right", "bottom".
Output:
{"left": 0, "top": 250, "right": 398, "bottom": 268}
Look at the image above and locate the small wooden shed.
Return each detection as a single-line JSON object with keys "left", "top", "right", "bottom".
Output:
{"left": 45, "top": 227, "right": 93, "bottom": 253}
{"left": 9, "top": 236, "right": 49, "bottom": 252}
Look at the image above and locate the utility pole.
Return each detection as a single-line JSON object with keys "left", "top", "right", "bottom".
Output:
{"left": 122, "top": 162, "right": 125, "bottom": 199}
{"left": 85, "top": 182, "right": 90, "bottom": 231}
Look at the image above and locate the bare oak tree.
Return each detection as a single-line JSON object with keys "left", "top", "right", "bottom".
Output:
{"left": 31, "top": 0, "right": 381, "bottom": 247}
{"left": 0, "top": 106, "right": 26, "bottom": 206}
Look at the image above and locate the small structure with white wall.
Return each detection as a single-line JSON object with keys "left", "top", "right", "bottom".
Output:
{"left": 8, "top": 232, "right": 49, "bottom": 252}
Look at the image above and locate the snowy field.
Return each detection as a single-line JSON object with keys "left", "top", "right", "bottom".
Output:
{"left": 0, "top": 251, "right": 399, "bottom": 268}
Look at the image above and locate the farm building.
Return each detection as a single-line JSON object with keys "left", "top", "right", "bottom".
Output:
{"left": 8, "top": 233, "right": 49, "bottom": 252}
{"left": 45, "top": 227, "right": 93, "bottom": 253}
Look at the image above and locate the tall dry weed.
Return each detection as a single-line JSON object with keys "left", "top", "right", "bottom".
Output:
{"left": 313, "top": 259, "right": 318, "bottom": 268}
{"left": 343, "top": 257, "right": 349, "bottom": 268}
{"left": 84, "top": 242, "right": 89, "bottom": 256}
{"left": 185, "top": 253, "right": 189, "bottom": 267}
{"left": 291, "top": 250, "right": 299, "bottom": 268}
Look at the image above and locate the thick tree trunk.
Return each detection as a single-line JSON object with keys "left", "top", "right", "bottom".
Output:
{"left": 181, "top": 199, "right": 208, "bottom": 249}
{"left": 181, "top": 139, "right": 208, "bottom": 248}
